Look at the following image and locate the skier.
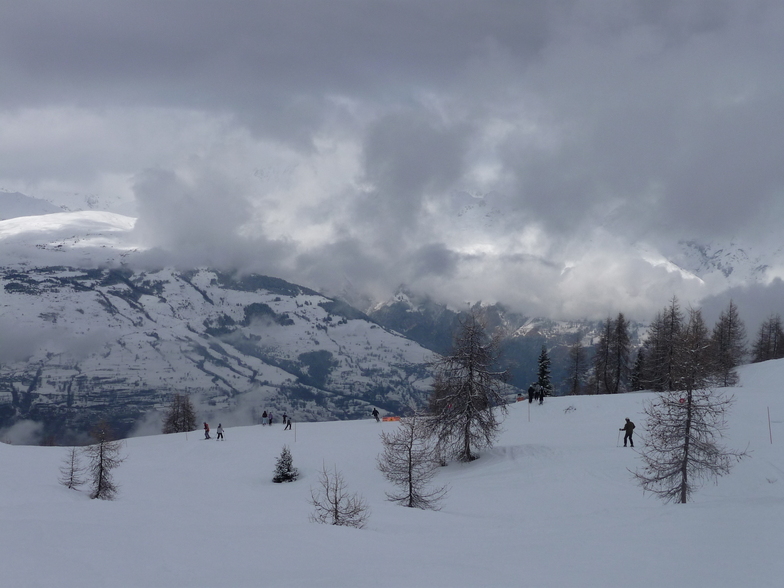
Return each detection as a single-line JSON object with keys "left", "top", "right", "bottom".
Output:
{"left": 284, "top": 417, "right": 292, "bottom": 430}
{"left": 538, "top": 386, "right": 544, "bottom": 405}
{"left": 528, "top": 385, "right": 535, "bottom": 404}
{"left": 620, "top": 418, "right": 635, "bottom": 447}
{"left": 372, "top": 407, "right": 380, "bottom": 422}
{"left": 268, "top": 412, "right": 274, "bottom": 425}
{"left": 216, "top": 423, "right": 224, "bottom": 441}
{"left": 261, "top": 410, "right": 267, "bottom": 425}
{"left": 203, "top": 422, "right": 211, "bottom": 440}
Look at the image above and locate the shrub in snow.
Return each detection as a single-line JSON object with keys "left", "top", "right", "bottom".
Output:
{"left": 309, "top": 465, "right": 369, "bottom": 528}
{"left": 272, "top": 445, "right": 299, "bottom": 483}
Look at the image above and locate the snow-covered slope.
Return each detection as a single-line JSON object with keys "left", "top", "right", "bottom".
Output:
{"left": 1, "top": 360, "right": 781, "bottom": 588}
{"left": 0, "top": 213, "right": 438, "bottom": 441}
{"left": 0, "top": 265, "right": 436, "bottom": 441}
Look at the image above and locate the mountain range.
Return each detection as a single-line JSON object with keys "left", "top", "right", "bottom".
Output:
{"left": 0, "top": 190, "right": 776, "bottom": 442}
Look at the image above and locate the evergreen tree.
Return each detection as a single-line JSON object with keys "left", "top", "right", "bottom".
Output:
{"left": 377, "top": 417, "right": 447, "bottom": 509}
{"left": 272, "top": 445, "right": 299, "bottom": 483}
{"left": 644, "top": 298, "right": 684, "bottom": 391}
{"left": 611, "top": 313, "right": 631, "bottom": 394}
{"left": 566, "top": 338, "right": 587, "bottom": 396}
{"left": 751, "top": 314, "right": 784, "bottom": 363}
{"left": 593, "top": 314, "right": 631, "bottom": 394}
{"left": 673, "top": 308, "right": 712, "bottom": 393}
{"left": 630, "top": 348, "right": 646, "bottom": 391}
{"left": 162, "top": 393, "right": 198, "bottom": 434}
{"left": 593, "top": 318, "right": 613, "bottom": 394}
{"left": 427, "top": 311, "right": 509, "bottom": 462}
{"left": 537, "top": 345, "right": 553, "bottom": 395}
{"left": 84, "top": 420, "right": 125, "bottom": 500}
{"left": 710, "top": 300, "right": 747, "bottom": 386}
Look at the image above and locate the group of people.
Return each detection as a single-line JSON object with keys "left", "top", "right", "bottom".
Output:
{"left": 261, "top": 410, "right": 293, "bottom": 430}
{"left": 527, "top": 384, "right": 547, "bottom": 405}
{"left": 203, "top": 422, "right": 224, "bottom": 440}
{"left": 201, "top": 413, "right": 294, "bottom": 440}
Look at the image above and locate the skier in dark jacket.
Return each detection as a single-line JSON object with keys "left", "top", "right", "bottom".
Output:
{"left": 620, "top": 418, "right": 635, "bottom": 447}
{"left": 528, "top": 385, "right": 535, "bottom": 404}
{"left": 372, "top": 407, "right": 380, "bottom": 422}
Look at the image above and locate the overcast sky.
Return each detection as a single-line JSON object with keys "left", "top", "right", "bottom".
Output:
{"left": 2, "top": 0, "right": 784, "bottom": 322}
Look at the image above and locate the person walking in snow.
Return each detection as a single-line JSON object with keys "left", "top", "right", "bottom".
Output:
{"left": 203, "top": 422, "right": 211, "bottom": 440}
{"left": 284, "top": 417, "right": 292, "bottom": 430}
{"left": 372, "top": 407, "right": 380, "bottom": 422}
{"left": 620, "top": 418, "right": 635, "bottom": 447}
{"left": 216, "top": 423, "right": 224, "bottom": 441}
{"left": 268, "top": 412, "right": 274, "bottom": 425}
{"left": 261, "top": 410, "right": 267, "bottom": 425}
{"left": 528, "top": 385, "right": 535, "bottom": 404}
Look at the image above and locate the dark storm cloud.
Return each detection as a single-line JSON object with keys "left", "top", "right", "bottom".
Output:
{"left": 0, "top": 0, "right": 554, "bottom": 142}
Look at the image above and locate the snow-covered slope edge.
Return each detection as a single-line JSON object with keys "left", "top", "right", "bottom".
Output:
{"left": 1, "top": 360, "right": 781, "bottom": 588}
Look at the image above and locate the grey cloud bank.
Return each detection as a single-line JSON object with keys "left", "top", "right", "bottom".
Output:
{"left": 2, "top": 1, "right": 784, "bottom": 322}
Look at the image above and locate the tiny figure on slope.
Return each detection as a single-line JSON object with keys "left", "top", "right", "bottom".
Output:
{"left": 620, "top": 418, "right": 635, "bottom": 447}
{"left": 261, "top": 410, "right": 267, "bottom": 425}
{"left": 528, "top": 384, "right": 535, "bottom": 404}
{"left": 216, "top": 423, "right": 224, "bottom": 441}
{"left": 268, "top": 412, "right": 274, "bottom": 425}
{"left": 372, "top": 407, "right": 380, "bottom": 422}
{"left": 538, "top": 386, "right": 544, "bottom": 405}
{"left": 284, "top": 417, "right": 292, "bottom": 430}
{"left": 203, "top": 422, "right": 210, "bottom": 440}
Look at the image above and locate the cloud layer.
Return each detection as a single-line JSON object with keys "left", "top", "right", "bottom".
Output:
{"left": 2, "top": 1, "right": 784, "bottom": 321}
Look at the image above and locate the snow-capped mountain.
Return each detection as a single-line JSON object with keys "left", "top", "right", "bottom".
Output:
{"left": 0, "top": 204, "right": 440, "bottom": 442}
{"left": 669, "top": 239, "right": 782, "bottom": 285}
{"left": 0, "top": 264, "right": 436, "bottom": 442}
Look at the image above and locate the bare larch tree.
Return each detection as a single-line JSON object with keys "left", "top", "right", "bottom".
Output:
{"left": 634, "top": 309, "right": 746, "bottom": 503}
{"left": 84, "top": 420, "right": 126, "bottom": 500}
{"left": 427, "top": 311, "right": 508, "bottom": 462}
{"left": 377, "top": 416, "right": 448, "bottom": 510}
{"left": 59, "top": 446, "right": 85, "bottom": 490}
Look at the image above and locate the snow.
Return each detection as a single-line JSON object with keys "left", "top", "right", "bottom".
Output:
{"left": 2, "top": 361, "right": 783, "bottom": 588}
{"left": 0, "top": 210, "right": 141, "bottom": 267}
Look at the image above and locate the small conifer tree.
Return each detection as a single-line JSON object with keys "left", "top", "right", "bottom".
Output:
{"left": 272, "top": 445, "right": 299, "bottom": 483}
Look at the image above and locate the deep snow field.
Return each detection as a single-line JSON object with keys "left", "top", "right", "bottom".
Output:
{"left": 2, "top": 361, "right": 783, "bottom": 588}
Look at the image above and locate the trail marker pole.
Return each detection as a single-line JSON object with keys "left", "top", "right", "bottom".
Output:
{"left": 617, "top": 429, "right": 621, "bottom": 447}
{"left": 769, "top": 407, "right": 773, "bottom": 444}
{"left": 528, "top": 401, "right": 530, "bottom": 422}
